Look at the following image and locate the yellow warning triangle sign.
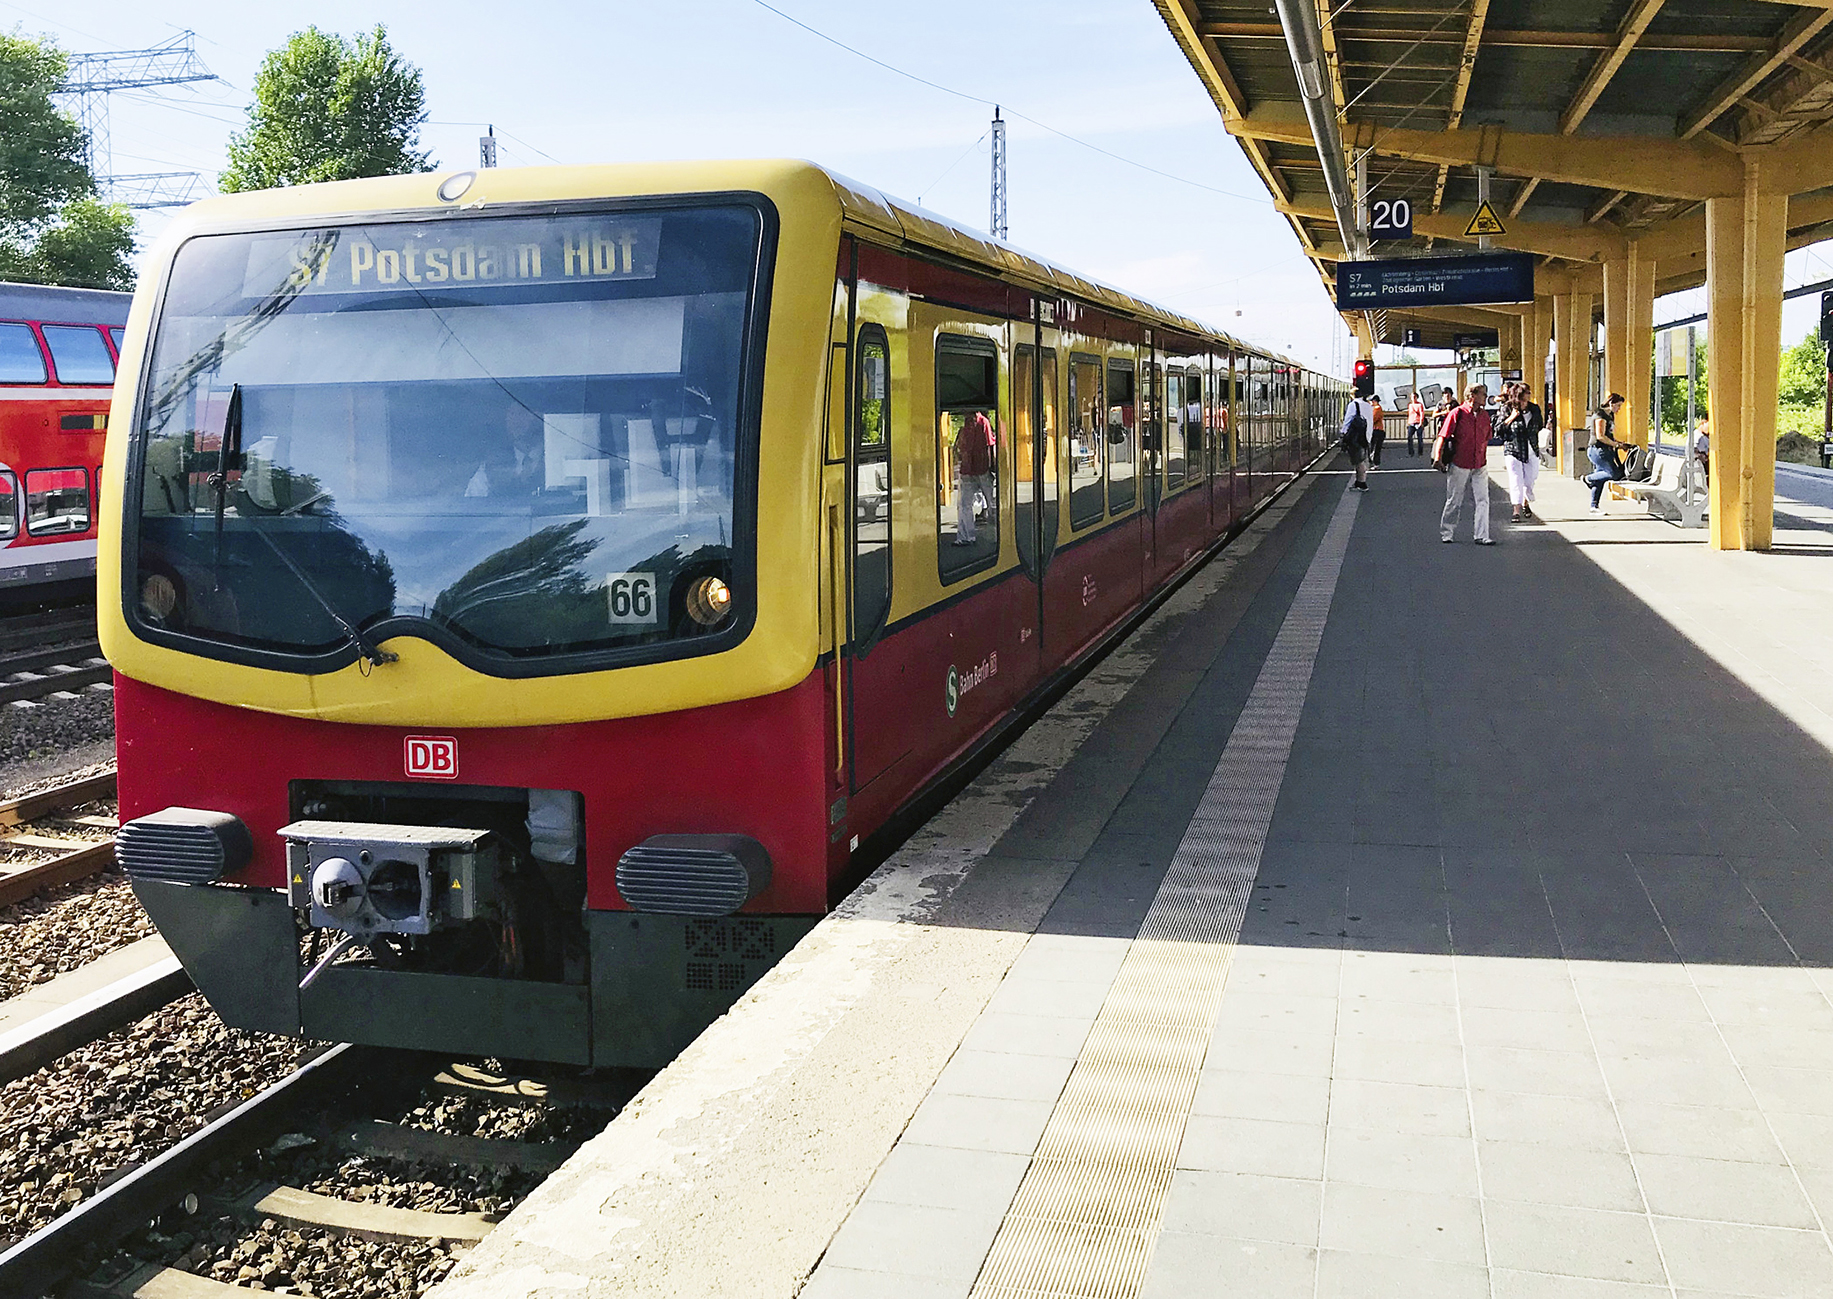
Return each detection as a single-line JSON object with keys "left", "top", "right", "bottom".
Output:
{"left": 1465, "top": 202, "right": 1507, "bottom": 238}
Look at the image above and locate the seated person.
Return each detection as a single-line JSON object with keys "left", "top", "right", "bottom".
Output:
{"left": 465, "top": 404, "right": 546, "bottom": 497}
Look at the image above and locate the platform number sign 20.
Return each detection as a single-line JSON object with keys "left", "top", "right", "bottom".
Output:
{"left": 1369, "top": 198, "right": 1412, "bottom": 241}
{"left": 606, "top": 571, "right": 658, "bottom": 625}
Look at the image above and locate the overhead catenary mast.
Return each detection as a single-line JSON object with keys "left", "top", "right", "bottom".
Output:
{"left": 58, "top": 31, "right": 219, "bottom": 209}
{"left": 989, "top": 106, "right": 1008, "bottom": 242}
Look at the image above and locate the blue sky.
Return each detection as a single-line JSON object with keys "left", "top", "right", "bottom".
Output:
{"left": 12, "top": 0, "right": 1828, "bottom": 366}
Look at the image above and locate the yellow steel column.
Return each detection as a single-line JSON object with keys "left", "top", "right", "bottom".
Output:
{"left": 1627, "top": 243, "right": 1656, "bottom": 446}
{"left": 1604, "top": 256, "right": 1629, "bottom": 424}
{"left": 1555, "top": 291, "right": 1594, "bottom": 474}
{"left": 1705, "top": 160, "right": 1787, "bottom": 551}
{"left": 1530, "top": 295, "right": 1555, "bottom": 407}
{"left": 1353, "top": 313, "right": 1375, "bottom": 360}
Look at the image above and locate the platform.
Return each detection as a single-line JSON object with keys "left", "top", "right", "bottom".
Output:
{"left": 436, "top": 453, "right": 1833, "bottom": 1299}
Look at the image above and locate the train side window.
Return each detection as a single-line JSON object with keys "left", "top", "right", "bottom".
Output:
{"left": 936, "top": 335, "right": 1000, "bottom": 583}
{"left": 1067, "top": 354, "right": 1103, "bottom": 529}
{"left": 1105, "top": 358, "right": 1136, "bottom": 514}
{"left": 0, "top": 473, "right": 16, "bottom": 540}
{"left": 25, "top": 467, "right": 89, "bottom": 536}
{"left": 853, "top": 324, "right": 892, "bottom": 645}
{"left": 42, "top": 326, "right": 115, "bottom": 385}
{"left": 0, "top": 324, "right": 47, "bottom": 385}
{"left": 1165, "top": 368, "right": 1187, "bottom": 489}
{"left": 109, "top": 328, "right": 124, "bottom": 355}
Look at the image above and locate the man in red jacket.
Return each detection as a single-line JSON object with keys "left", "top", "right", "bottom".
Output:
{"left": 1439, "top": 384, "right": 1496, "bottom": 545}
{"left": 954, "top": 409, "right": 997, "bottom": 546}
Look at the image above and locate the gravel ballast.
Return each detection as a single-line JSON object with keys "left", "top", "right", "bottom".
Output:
{"left": 0, "top": 870, "right": 151, "bottom": 1001}
{"left": 0, "top": 692, "right": 114, "bottom": 788}
{"left": 0, "top": 994, "right": 311, "bottom": 1245}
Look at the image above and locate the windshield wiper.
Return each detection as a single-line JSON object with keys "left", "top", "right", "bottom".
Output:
{"left": 246, "top": 527, "right": 398, "bottom": 670}
{"left": 210, "top": 384, "right": 242, "bottom": 588}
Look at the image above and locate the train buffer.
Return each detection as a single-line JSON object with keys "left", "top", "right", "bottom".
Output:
{"left": 432, "top": 458, "right": 1833, "bottom": 1298}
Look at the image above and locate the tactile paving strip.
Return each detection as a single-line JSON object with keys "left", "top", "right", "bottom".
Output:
{"left": 970, "top": 484, "right": 1360, "bottom": 1299}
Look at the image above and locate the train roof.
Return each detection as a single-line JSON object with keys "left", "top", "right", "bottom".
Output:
{"left": 0, "top": 280, "right": 131, "bottom": 327}
{"left": 810, "top": 164, "right": 1312, "bottom": 374}
{"left": 152, "top": 160, "right": 1328, "bottom": 378}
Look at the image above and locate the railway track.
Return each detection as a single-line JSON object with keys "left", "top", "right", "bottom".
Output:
{"left": 0, "top": 602, "right": 107, "bottom": 707}
{"left": 1, "top": 1047, "right": 630, "bottom": 1298}
{"left": 0, "top": 771, "right": 120, "bottom": 909}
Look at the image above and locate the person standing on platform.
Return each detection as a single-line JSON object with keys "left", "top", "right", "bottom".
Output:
{"left": 1368, "top": 394, "right": 1387, "bottom": 466}
{"left": 1341, "top": 390, "right": 1374, "bottom": 491}
{"left": 1692, "top": 416, "right": 1710, "bottom": 483}
{"left": 1439, "top": 384, "right": 1496, "bottom": 545}
{"left": 1584, "top": 393, "right": 1629, "bottom": 514}
{"left": 954, "top": 408, "right": 997, "bottom": 546}
{"left": 1406, "top": 391, "right": 1427, "bottom": 457}
{"left": 1498, "top": 382, "right": 1543, "bottom": 523}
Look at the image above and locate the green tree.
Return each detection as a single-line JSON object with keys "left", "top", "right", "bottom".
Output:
{"left": 220, "top": 26, "right": 432, "bottom": 192}
{"left": 1776, "top": 327, "right": 1827, "bottom": 439}
{"left": 0, "top": 33, "right": 136, "bottom": 291}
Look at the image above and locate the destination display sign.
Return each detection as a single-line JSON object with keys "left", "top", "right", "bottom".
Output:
{"left": 240, "top": 214, "right": 664, "bottom": 299}
{"left": 1336, "top": 252, "right": 1535, "bottom": 310}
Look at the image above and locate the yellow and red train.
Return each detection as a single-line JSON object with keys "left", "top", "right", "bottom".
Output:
{"left": 104, "top": 161, "right": 1345, "bottom": 1066}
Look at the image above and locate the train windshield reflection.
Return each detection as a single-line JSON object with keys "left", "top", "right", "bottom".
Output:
{"left": 130, "top": 205, "right": 762, "bottom": 668}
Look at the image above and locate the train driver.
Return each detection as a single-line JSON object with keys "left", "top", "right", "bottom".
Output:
{"left": 465, "top": 404, "right": 546, "bottom": 498}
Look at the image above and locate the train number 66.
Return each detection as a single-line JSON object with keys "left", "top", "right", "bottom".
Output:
{"left": 607, "top": 571, "right": 657, "bottom": 623}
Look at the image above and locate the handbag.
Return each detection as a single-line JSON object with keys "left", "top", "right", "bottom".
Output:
{"left": 1431, "top": 428, "right": 1457, "bottom": 473}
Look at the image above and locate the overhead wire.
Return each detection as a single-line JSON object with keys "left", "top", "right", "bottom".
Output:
{"left": 744, "top": 0, "right": 1272, "bottom": 206}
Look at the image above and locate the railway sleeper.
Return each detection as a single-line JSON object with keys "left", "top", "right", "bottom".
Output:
{"left": 334, "top": 1117, "right": 579, "bottom": 1173}
{"left": 430, "top": 1060, "right": 635, "bottom": 1109}
{"left": 212, "top": 1181, "right": 499, "bottom": 1244}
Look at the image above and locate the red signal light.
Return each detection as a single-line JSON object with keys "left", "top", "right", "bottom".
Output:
{"left": 1353, "top": 359, "right": 1374, "bottom": 397}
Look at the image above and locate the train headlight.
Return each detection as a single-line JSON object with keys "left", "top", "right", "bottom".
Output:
{"left": 141, "top": 573, "right": 178, "bottom": 621}
{"left": 685, "top": 575, "right": 732, "bottom": 627}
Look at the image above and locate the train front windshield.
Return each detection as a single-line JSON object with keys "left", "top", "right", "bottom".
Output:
{"left": 129, "top": 204, "right": 765, "bottom": 671}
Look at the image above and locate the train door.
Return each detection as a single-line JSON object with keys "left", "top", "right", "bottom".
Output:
{"left": 1140, "top": 341, "right": 1161, "bottom": 589}
{"left": 847, "top": 317, "right": 902, "bottom": 796}
{"left": 1012, "top": 303, "right": 1060, "bottom": 673}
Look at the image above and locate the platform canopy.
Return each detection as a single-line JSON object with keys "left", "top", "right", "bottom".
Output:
{"left": 1154, "top": 0, "right": 1833, "bottom": 347}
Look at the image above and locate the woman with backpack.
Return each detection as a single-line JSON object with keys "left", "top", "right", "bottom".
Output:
{"left": 1341, "top": 392, "right": 1373, "bottom": 491}
{"left": 1497, "top": 382, "right": 1544, "bottom": 523}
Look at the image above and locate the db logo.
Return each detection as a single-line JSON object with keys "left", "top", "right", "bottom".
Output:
{"left": 404, "top": 736, "right": 458, "bottom": 779}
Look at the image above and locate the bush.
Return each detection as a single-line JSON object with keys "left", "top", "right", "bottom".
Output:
{"left": 1776, "top": 430, "right": 1821, "bottom": 464}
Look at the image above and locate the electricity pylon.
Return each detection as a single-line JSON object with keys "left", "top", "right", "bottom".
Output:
{"left": 59, "top": 31, "right": 219, "bottom": 208}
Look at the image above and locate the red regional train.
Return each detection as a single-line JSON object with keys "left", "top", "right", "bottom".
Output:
{"left": 0, "top": 282, "right": 130, "bottom": 595}
{"left": 105, "top": 162, "right": 1345, "bottom": 1068}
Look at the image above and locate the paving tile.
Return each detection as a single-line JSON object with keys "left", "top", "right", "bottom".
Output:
{"left": 1324, "top": 1127, "right": 1480, "bottom": 1197}
{"left": 1466, "top": 1046, "right": 1610, "bottom": 1100}
{"left": 1318, "top": 1182, "right": 1485, "bottom": 1265}
{"left": 1569, "top": 977, "right": 1711, "bottom": 1022}
{"left": 931, "top": 1049, "right": 1075, "bottom": 1105}
{"left": 1631, "top": 1152, "right": 1820, "bottom": 1228}
{"left": 1482, "top": 1202, "right": 1667, "bottom": 1285}
{"left": 1764, "top": 1110, "right": 1833, "bottom": 1169}
{"left": 1468, "top": 1091, "right": 1625, "bottom": 1152}
{"left": 1137, "top": 1231, "right": 1317, "bottom": 1299}
{"left": 860, "top": 1143, "right": 1029, "bottom": 1218}
{"left": 1614, "top": 1101, "right": 1786, "bottom": 1163}
{"left": 799, "top": 1265, "right": 967, "bottom": 1299}
{"left": 1328, "top": 1079, "right": 1471, "bottom": 1137}
{"left": 900, "top": 1093, "right": 1054, "bottom": 1156}
{"left": 1205, "top": 1026, "right": 1337, "bottom": 1076}
{"left": 1741, "top": 1064, "right": 1833, "bottom": 1116}
{"left": 1314, "top": 1248, "right": 1489, "bottom": 1299}
{"left": 984, "top": 973, "right": 1114, "bottom": 1021}
{"left": 1718, "top": 1024, "right": 1833, "bottom": 1071}
{"left": 1005, "top": 937, "right": 1129, "bottom": 985}
{"left": 1157, "top": 1169, "right": 1322, "bottom": 1246}
{"left": 1229, "top": 953, "right": 1346, "bottom": 998}
{"left": 1339, "top": 956, "right": 1460, "bottom": 1005}
{"left": 1178, "top": 1115, "right": 1326, "bottom": 1179}
{"left": 1477, "top": 1139, "right": 1645, "bottom": 1212}
{"left": 1580, "top": 1015, "right": 1730, "bottom": 1062}
{"left": 819, "top": 1201, "right": 1001, "bottom": 1284}
{"left": 1336, "top": 998, "right": 1464, "bottom": 1045}
{"left": 1460, "top": 1006, "right": 1594, "bottom": 1053}
{"left": 1652, "top": 1217, "right": 1833, "bottom": 1297}
{"left": 1190, "top": 1067, "right": 1331, "bottom": 1125}
{"left": 1213, "top": 991, "right": 1342, "bottom": 1034}
{"left": 1489, "top": 1272, "right": 1668, "bottom": 1299}
{"left": 1694, "top": 983, "right": 1833, "bottom": 1029}
{"left": 1597, "top": 1051, "right": 1761, "bottom": 1109}
{"left": 958, "top": 1011, "right": 1093, "bottom": 1061}
{"left": 1330, "top": 1036, "right": 1468, "bottom": 1088}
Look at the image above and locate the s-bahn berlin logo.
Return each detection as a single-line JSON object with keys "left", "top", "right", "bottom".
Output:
{"left": 947, "top": 653, "right": 998, "bottom": 718}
